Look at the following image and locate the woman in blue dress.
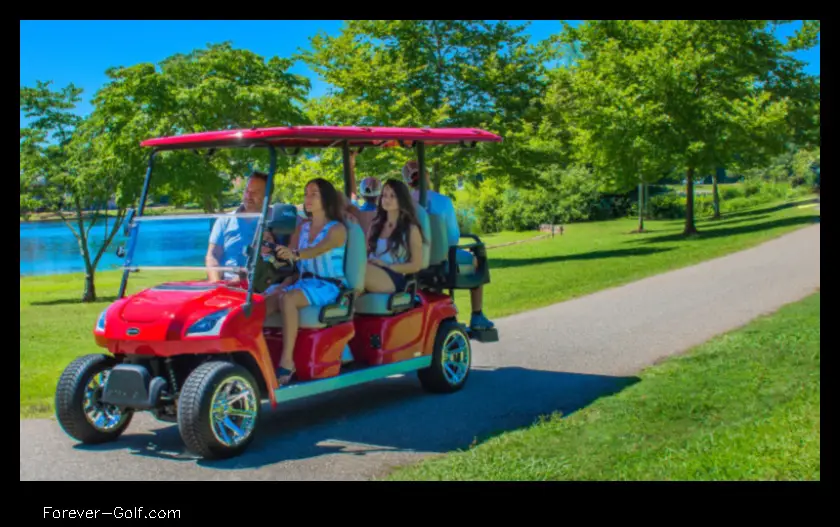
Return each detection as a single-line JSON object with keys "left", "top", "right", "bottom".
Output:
{"left": 262, "top": 178, "right": 348, "bottom": 386}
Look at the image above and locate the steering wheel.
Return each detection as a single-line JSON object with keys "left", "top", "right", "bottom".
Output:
{"left": 252, "top": 241, "right": 295, "bottom": 294}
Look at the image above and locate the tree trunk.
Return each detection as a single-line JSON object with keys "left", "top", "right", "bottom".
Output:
{"left": 637, "top": 182, "right": 645, "bottom": 232}
{"left": 71, "top": 197, "right": 99, "bottom": 302}
{"left": 684, "top": 167, "right": 699, "bottom": 235}
{"left": 712, "top": 171, "right": 721, "bottom": 220}
{"left": 83, "top": 265, "right": 96, "bottom": 303}
{"left": 432, "top": 163, "right": 442, "bottom": 192}
{"left": 79, "top": 238, "right": 97, "bottom": 303}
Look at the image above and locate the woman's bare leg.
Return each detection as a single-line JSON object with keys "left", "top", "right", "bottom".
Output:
{"left": 364, "top": 263, "right": 397, "bottom": 293}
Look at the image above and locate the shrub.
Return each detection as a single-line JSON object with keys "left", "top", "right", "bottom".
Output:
{"left": 647, "top": 194, "right": 685, "bottom": 219}
{"left": 720, "top": 186, "right": 744, "bottom": 200}
{"left": 455, "top": 206, "right": 477, "bottom": 234}
{"left": 743, "top": 179, "right": 763, "bottom": 197}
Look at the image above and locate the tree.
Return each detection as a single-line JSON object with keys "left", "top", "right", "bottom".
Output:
{"left": 545, "top": 46, "right": 679, "bottom": 232}
{"left": 20, "top": 81, "right": 132, "bottom": 301}
{"left": 91, "top": 42, "right": 311, "bottom": 213}
{"left": 299, "top": 20, "right": 550, "bottom": 192}
{"left": 20, "top": 43, "right": 311, "bottom": 302}
{"left": 559, "top": 20, "right": 817, "bottom": 233}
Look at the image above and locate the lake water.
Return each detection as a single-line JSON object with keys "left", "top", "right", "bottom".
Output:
{"left": 20, "top": 217, "right": 227, "bottom": 276}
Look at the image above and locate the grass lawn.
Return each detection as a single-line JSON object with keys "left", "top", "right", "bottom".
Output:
{"left": 19, "top": 196, "right": 819, "bottom": 418}
{"left": 386, "top": 290, "right": 820, "bottom": 480}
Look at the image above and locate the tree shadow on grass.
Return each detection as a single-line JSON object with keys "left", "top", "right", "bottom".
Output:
{"left": 637, "top": 215, "right": 818, "bottom": 245}
{"left": 696, "top": 214, "right": 771, "bottom": 227}
{"left": 712, "top": 197, "right": 819, "bottom": 220}
{"left": 30, "top": 296, "right": 118, "bottom": 307}
{"left": 489, "top": 247, "right": 674, "bottom": 271}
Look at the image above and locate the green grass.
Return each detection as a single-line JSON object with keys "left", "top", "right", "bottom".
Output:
{"left": 19, "top": 196, "right": 818, "bottom": 418}
{"left": 20, "top": 270, "right": 204, "bottom": 418}
{"left": 387, "top": 291, "right": 820, "bottom": 480}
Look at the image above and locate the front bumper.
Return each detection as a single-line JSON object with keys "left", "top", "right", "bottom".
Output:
{"left": 100, "top": 364, "right": 168, "bottom": 410}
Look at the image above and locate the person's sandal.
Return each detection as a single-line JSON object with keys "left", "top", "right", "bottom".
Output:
{"left": 276, "top": 366, "right": 296, "bottom": 386}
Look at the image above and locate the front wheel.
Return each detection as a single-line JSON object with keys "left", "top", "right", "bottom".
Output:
{"left": 177, "top": 361, "right": 261, "bottom": 460}
{"left": 55, "top": 354, "right": 134, "bottom": 444}
{"left": 418, "top": 319, "right": 472, "bottom": 393}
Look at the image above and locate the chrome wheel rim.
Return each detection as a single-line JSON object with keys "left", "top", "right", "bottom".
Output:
{"left": 441, "top": 330, "right": 470, "bottom": 385}
{"left": 209, "top": 376, "right": 258, "bottom": 447}
{"left": 83, "top": 370, "right": 128, "bottom": 431}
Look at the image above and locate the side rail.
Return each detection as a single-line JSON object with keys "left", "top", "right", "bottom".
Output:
{"left": 445, "top": 234, "right": 491, "bottom": 291}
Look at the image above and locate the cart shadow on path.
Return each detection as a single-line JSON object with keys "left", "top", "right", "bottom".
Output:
{"left": 73, "top": 366, "right": 640, "bottom": 469}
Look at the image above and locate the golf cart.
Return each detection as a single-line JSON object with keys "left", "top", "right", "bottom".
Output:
{"left": 54, "top": 126, "right": 501, "bottom": 460}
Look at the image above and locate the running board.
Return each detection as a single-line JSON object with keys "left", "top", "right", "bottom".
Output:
{"left": 467, "top": 327, "right": 498, "bottom": 343}
{"left": 273, "top": 356, "right": 433, "bottom": 404}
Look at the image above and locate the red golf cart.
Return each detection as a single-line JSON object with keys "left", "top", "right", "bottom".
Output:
{"left": 54, "top": 126, "right": 501, "bottom": 459}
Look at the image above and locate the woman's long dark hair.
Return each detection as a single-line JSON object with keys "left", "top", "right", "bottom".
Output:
{"left": 305, "top": 178, "right": 343, "bottom": 222}
{"left": 367, "top": 179, "right": 425, "bottom": 261}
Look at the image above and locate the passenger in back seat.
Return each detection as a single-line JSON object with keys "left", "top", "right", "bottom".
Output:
{"left": 357, "top": 176, "right": 382, "bottom": 238}
{"left": 402, "top": 160, "right": 495, "bottom": 331}
{"left": 363, "top": 179, "right": 425, "bottom": 294}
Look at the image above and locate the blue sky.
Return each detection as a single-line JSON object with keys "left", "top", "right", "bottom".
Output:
{"left": 20, "top": 20, "right": 819, "bottom": 128}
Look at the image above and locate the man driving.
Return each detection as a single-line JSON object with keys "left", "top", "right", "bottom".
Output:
{"left": 206, "top": 171, "right": 268, "bottom": 284}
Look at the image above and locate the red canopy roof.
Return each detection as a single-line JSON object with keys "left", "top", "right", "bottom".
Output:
{"left": 140, "top": 126, "right": 502, "bottom": 150}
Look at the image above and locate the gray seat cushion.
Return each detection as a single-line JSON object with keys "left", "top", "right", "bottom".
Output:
{"left": 354, "top": 292, "right": 414, "bottom": 315}
{"left": 263, "top": 302, "right": 351, "bottom": 329}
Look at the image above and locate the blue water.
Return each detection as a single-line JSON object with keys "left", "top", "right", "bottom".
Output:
{"left": 20, "top": 217, "right": 230, "bottom": 276}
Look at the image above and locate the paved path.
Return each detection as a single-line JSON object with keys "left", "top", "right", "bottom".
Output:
{"left": 20, "top": 222, "right": 820, "bottom": 481}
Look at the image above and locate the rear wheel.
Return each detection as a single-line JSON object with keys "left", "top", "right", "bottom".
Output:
{"left": 177, "top": 361, "right": 261, "bottom": 460}
{"left": 55, "top": 354, "right": 134, "bottom": 444}
{"left": 418, "top": 319, "right": 471, "bottom": 393}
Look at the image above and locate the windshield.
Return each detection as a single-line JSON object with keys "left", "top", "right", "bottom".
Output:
{"left": 119, "top": 212, "right": 265, "bottom": 281}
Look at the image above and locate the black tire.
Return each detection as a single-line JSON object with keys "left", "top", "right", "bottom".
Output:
{"left": 177, "top": 361, "right": 261, "bottom": 460}
{"left": 55, "top": 354, "right": 134, "bottom": 444}
{"left": 418, "top": 319, "right": 472, "bottom": 393}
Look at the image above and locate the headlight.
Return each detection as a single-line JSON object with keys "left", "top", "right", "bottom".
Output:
{"left": 95, "top": 309, "right": 108, "bottom": 333}
{"left": 185, "top": 308, "right": 231, "bottom": 337}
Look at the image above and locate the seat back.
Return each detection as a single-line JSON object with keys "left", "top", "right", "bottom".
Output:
{"left": 267, "top": 203, "right": 299, "bottom": 232}
{"left": 427, "top": 212, "right": 450, "bottom": 267}
{"left": 414, "top": 205, "right": 432, "bottom": 270}
{"left": 344, "top": 220, "right": 367, "bottom": 292}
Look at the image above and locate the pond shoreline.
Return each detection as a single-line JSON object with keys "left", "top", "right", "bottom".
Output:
{"left": 19, "top": 206, "right": 217, "bottom": 224}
